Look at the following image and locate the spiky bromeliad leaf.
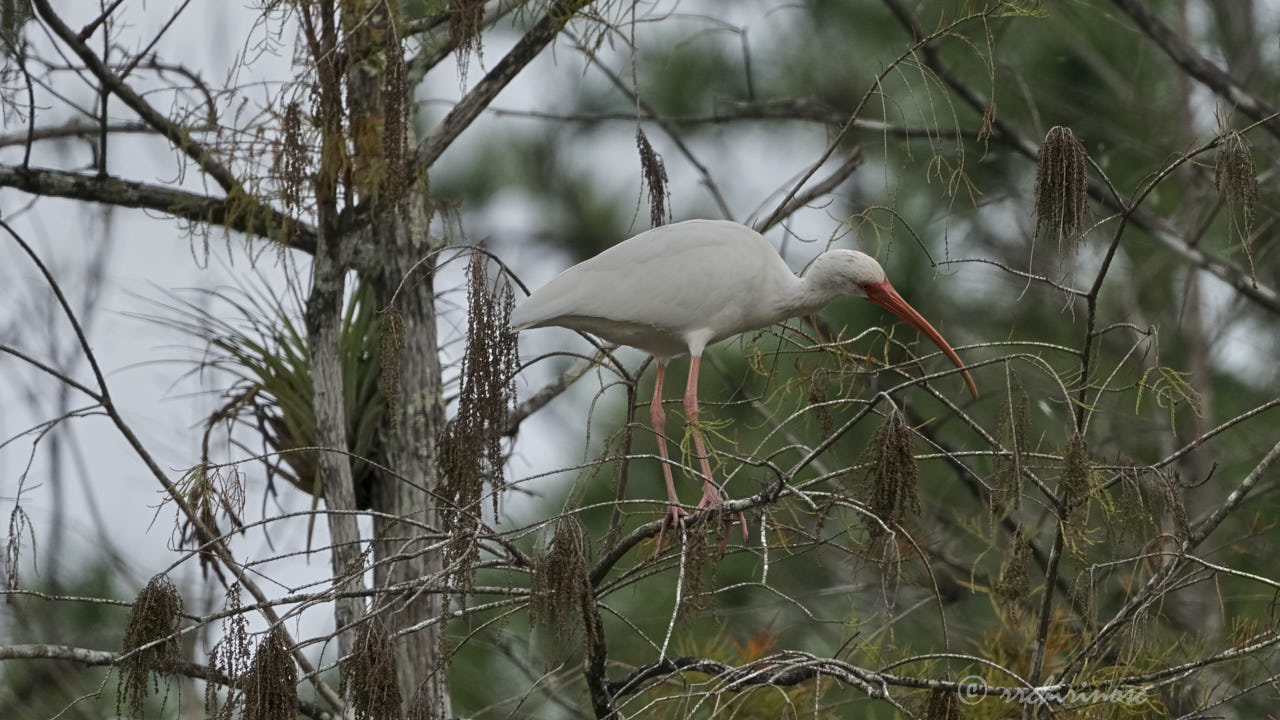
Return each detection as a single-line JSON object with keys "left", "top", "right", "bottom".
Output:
{"left": 117, "top": 574, "right": 184, "bottom": 719}
{"left": 146, "top": 279, "right": 386, "bottom": 516}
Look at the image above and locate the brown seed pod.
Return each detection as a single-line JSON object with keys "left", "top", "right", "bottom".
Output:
{"left": 441, "top": 251, "right": 518, "bottom": 588}
{"left": 273, "top": 102, "right": 311, "bottom": 231}
{"left": 343, "top": 619, "right": 402, "bottom": 720}
{"left": 636, "top": 128, "right": 671, "bottom": 228}
{"left": 991, "top": 377, "right": 1030, "bottom": 518}
{"left": 450, "top": 0, "right": 485, "bottom": 84}
{"left": 1061, "top": 431, "right": 1091, "bottom": 517}
{"left": 924, "top": 686, "right": 966, "bottom": 720}
{"left": 993, "top": 534, "right": 1032, "bottom": 621}
{"left": 530, "top": 517, "right": 592, "bottom": 649}
{"left": 117, "top": 574, "right": 185, "bottom": 719}
{"left": 1215, "top": 130, "right": 1258, "bottom": 281}
{"left": 866, "top": 411, "right": 920, "bottom": 543}
{"left": 1034, "top": 126, "right": 1088, "bottom": 247}
{"left": 242, "top": 627, "right": 298, "bottom": 720}
{"left": 206, "top": 583, "right": 251, "bottom": 720}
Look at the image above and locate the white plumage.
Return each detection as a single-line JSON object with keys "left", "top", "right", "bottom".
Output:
{"left": 512, "top": 219, "right": 976, "bottom": 551}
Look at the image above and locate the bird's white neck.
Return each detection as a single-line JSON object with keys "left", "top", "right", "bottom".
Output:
{"left": 775, "top": 254, "right": 866, "bottom": 321}
{"left": 775, "top": 275, "right": 838, "bottom": 320}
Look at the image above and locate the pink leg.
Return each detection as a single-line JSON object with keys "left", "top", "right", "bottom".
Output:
{"left": 683, "top": 355, "right": 749, "bottom": 549}
{"left": 651, "top": 361, "right": 686, "bottom": 553}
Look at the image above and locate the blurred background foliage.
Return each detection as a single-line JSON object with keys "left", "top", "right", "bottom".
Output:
{"left": 425, "top": 0, "right": 1279, "bottom": 716}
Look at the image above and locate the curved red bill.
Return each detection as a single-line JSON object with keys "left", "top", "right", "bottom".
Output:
{"left": 864, "top": 279, "right": 979, "bottom": 399}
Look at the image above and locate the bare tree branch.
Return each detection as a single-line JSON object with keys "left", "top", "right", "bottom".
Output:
{"left": 0, "top": 165, "right": 316, "bottom": 253}
{"left": 411, "top": 0, "right": 595, "bottom": 172}
{"left": 31, "top": 0, "right": 240, "bottom": 192}
{"left": 1110, "top": 0, "right": 1280, "bottom": 140}
{"left": 879, "top": 0, "right": 1280, "bottom": 316}
{"left": 0, "top": 644, "right": 334, "bottom": 720}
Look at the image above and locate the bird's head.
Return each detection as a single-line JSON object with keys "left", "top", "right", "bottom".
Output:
{"left": 806, "top": 249, "right": 979, "bottom": 399}
{"left": 804, "top": 249, "right": 888, "bottom": 298}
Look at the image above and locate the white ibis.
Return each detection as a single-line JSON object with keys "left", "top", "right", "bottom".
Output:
{"left": 511, "top": 219, "right": 977, "bottom": 549}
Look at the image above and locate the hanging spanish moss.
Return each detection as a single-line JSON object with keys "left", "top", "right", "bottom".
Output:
{"left": 991, "top": 378, "right": 1030, "bottom": 518}
{"left": 993, "top": 534, "right": 1032, "bottom": 621}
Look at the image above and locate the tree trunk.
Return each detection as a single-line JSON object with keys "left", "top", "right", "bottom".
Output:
{"left": 366, "top": 198, "right": 449, "bottom": 715}
{"left": 307, "top": 242, "right": 367, "bottom": 664}
{"left": 299, "top": 0, "right": 370, "bottom": 674}
{"left": 337, "top": 0, "right": 451, "bottom": 711}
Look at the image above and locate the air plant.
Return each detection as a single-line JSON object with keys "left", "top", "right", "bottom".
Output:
{"left": 137, "top": 276, "right": 387, "bottom": 538}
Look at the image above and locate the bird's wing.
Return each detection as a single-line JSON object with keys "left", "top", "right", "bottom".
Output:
{"left": 512, "top": 221, "right": 789, "bottom": 339}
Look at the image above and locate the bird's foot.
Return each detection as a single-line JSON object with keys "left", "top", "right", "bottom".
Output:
{"left": 696, "top": 482, "right": 749, "bottom": 556}
{"left": 654, "top": 502, "right": 689, "bottom": 558}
